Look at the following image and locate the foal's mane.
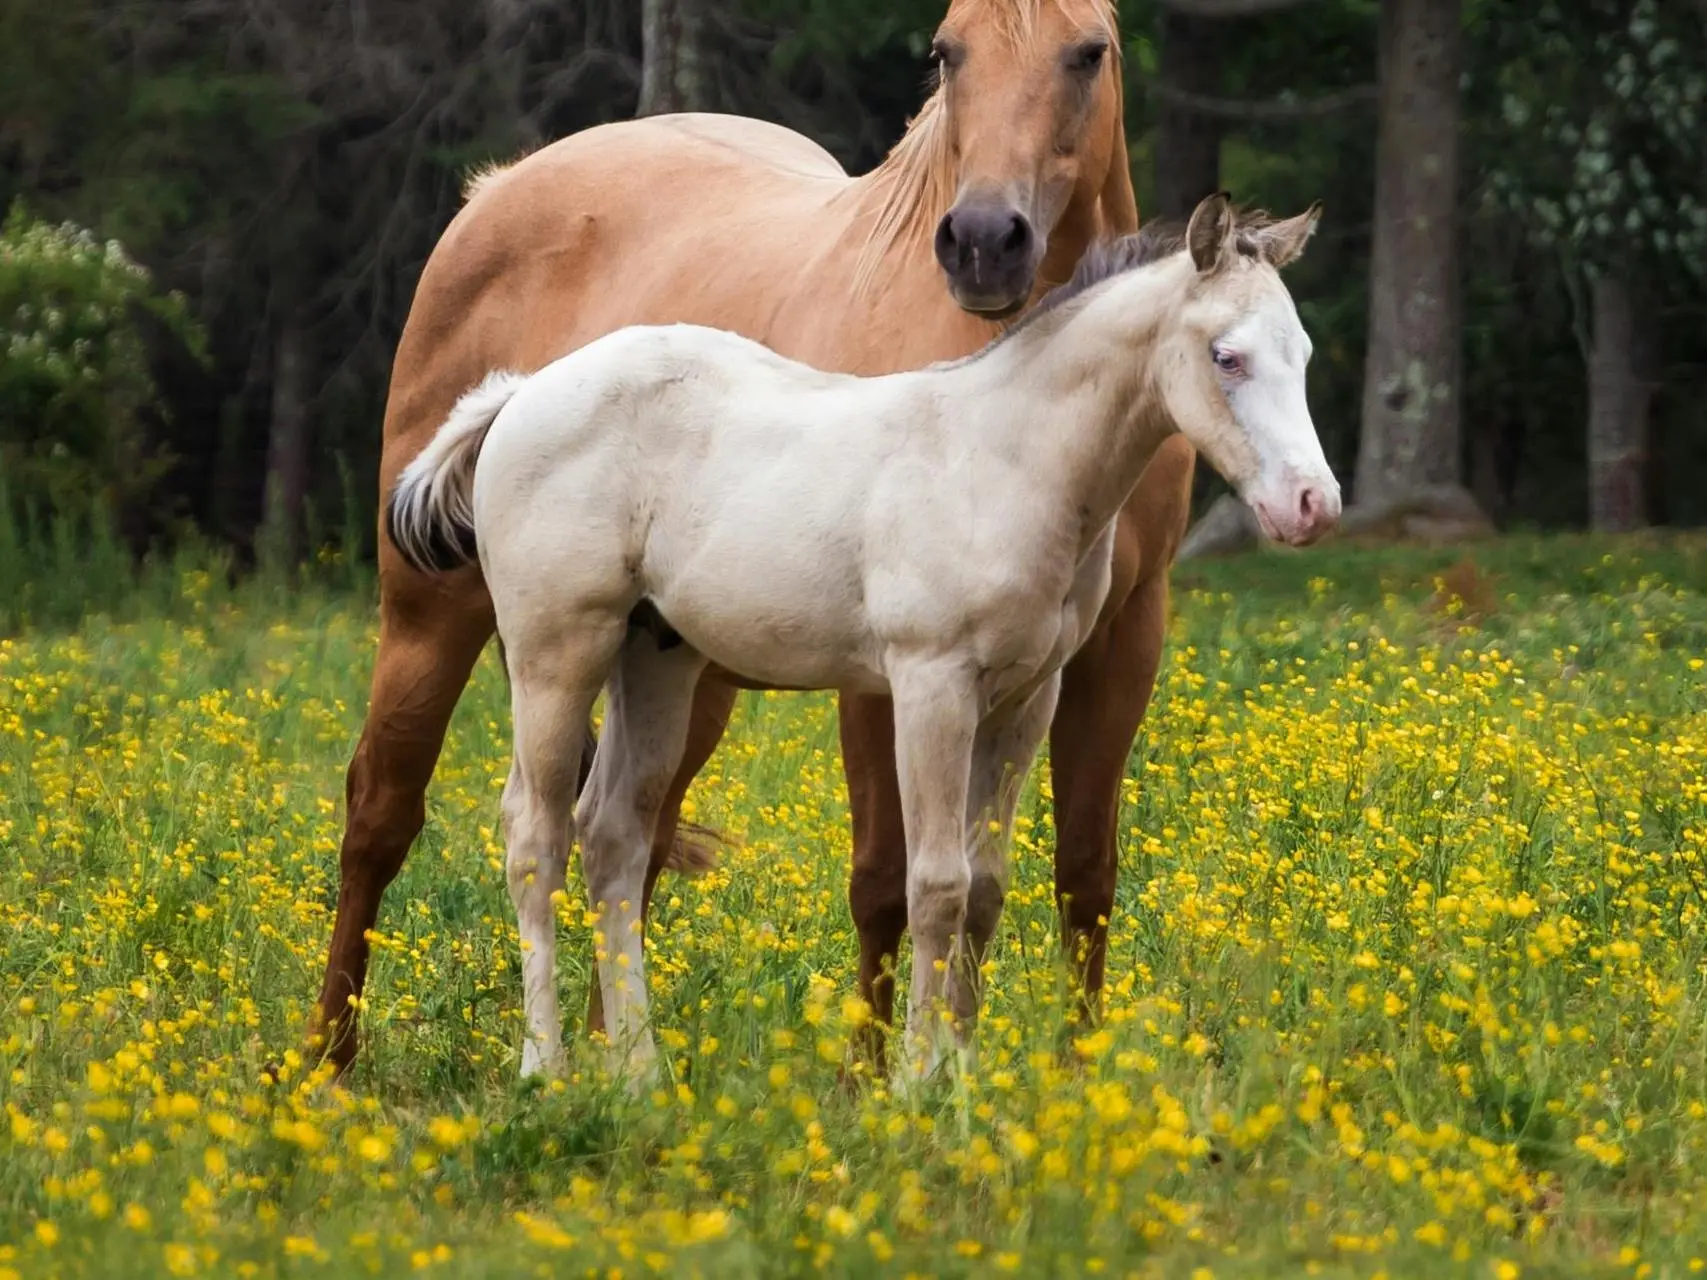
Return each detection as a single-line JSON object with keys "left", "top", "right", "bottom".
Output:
{"left": 954, "top": 204, "right": 1283, "bottom": 360}
{"left": 849, "top": 0, "right": 1120, "bottom": 299}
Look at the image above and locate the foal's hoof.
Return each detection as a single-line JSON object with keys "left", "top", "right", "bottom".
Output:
{"left": 600, "top": 1036, "right": 661, "bottom": 1096}
{"left": 519, "top": 1040, "right": 568, "bottom": 1081}
{"left": 889, "top": 1035, "right": 971, "bottom": 1098}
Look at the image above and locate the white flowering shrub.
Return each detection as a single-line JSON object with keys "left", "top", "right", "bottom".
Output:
{"left": 0, "top": 203, "right": 205, "bottom": 527}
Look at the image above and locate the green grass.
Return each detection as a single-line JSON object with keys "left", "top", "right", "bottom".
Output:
{"left": 4, "top": 532, "right": 1707, "bottom": 1277}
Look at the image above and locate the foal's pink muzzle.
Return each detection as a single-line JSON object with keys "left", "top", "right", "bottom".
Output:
{"left": 1249, "top": 474, "right": 1342, "bottom": 547}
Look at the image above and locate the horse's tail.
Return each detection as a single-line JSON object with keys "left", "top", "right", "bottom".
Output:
{"left": 386, "top": 370, "right": 528, "bottom": 574}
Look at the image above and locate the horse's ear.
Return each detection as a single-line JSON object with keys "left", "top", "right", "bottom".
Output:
{"left": 1186, "top": 192, "right": 1235, "bottom": 273}
{"left": 1252, "top": 201, "right": 1323, "bottom": 268}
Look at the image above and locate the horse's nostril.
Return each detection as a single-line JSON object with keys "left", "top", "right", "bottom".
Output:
{"left": 934, "top": 212, "right": 959, "bottom": 261}
{"left": 1001, "top": 216, "right": 1029, "bottom": 255}
{"left": 1299, "top": 488, "right": 1317, "bottom": 522}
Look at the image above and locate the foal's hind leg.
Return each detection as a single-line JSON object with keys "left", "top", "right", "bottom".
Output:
{"left": 576, "top": 633, "right": 708, "bottom": 1086}
{"left": 585, "top": 673, "right": 738, "bottom": 1039}
{"left": 502, "top": 621, "right": 623, "bottom": 1078}
{"left": 953, "top": 674, "right": 1062, "bottom": 1028}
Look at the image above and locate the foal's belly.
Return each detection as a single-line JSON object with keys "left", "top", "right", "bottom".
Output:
{"left": 645, "top": 586, "right": 886, "bottom": 695}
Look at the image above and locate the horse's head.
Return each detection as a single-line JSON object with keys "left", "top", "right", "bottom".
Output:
{"left": 1162, "top": 193, "right": 1340, "bottom": 547}
{"left": 930, "top": 0, "right": 1126, "bottom": 318}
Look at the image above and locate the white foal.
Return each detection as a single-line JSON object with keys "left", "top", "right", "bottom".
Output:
{"left": 388, "top": 193, "right": 1340, "bottom": 1085}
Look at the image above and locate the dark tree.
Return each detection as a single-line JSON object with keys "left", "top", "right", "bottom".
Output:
{"left": 1353, "top": 0, "right": 1472, "bottom": 512}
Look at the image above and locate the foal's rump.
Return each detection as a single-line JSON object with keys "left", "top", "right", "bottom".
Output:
{"left": 392, "top": 321, "right": 906, "bottom": 693}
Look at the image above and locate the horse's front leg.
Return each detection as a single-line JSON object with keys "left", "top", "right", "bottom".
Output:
{"left": 887, "top": 661, "right": 980, "bottom": 1079}
{"left": 953, "top": 673, "right": 1062, "bottom": 1026}
{"left": 840, "top": 693, "right": 909, "bottom": 1067}
{"left": 575, "top": 630, "right": 707, "bottom": 1089}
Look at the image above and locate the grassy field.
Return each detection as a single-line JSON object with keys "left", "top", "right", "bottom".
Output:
{"left": 4, "top": 534, "right": 1707, "bottom": 1278}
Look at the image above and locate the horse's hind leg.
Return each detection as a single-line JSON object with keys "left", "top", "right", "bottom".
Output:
{"left": 502, "top": 618, "right": 623, "bottom": 1078}
{"left": 954, "top": 674, "right": 1062, "bottom": 1027}
{"left": 310, "top": 565, "right": 494, "bottom": 1073}
{"left": 576, "top": 632, "right": 708, "bottom": 1085}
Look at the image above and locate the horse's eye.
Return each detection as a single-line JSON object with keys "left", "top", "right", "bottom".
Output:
{"left": 930, "top": 39, "right": 962, "bottom": 71}
{"left": 1068, "top": 42, "right": 1108, "bottom": 73}
{"left": 1213, "top": 347, "right": 1244, "bottom": 376}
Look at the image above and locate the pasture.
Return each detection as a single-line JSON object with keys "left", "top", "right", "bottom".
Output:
{"left": 3, "top": 534, "right": 1707, "bottom": 1278}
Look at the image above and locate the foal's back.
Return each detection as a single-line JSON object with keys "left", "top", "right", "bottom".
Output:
{"left": 474, "top": 324, "right": 967, "bottom": 693}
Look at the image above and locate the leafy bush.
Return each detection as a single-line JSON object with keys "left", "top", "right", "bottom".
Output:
{"left": 0, "top": 202, "right": 205, "bottom": 531}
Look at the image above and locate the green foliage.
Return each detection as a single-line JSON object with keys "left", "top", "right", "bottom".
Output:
{"left": 0, "top": 204, "right": 206, "bottom": 531}
{"left": 1484, "top": 0, "right": 1707, "bottom": 282}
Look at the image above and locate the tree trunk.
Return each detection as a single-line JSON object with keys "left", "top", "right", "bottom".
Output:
{"left": 638, "top": 0, "right": 709, "bottom": 116}
{"left": 1586, "top": 268, "right": 1657, "bottom": 531}
{"left": 1353, "top": 0, "right": 1472, "bottom": 511}
{"left": 261, "top": 307, "right": 315, "bottom": 564}
{"left": 1154, "top": 8, "right": 1223, "bottom": 220}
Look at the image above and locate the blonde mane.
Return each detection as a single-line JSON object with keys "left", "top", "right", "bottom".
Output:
{"left": 461, "top": 152, "right": 535, "bottom": 204}
{"left": 848, "top": 0, "right": 1119, "bottom": 299}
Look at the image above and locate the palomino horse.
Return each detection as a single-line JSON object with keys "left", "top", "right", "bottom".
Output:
{"left": 387, "top": 196, "right": 1337, "bottom": 1082}
{"left": 310, "top": 0, "right": 1199, "bottom": 1073}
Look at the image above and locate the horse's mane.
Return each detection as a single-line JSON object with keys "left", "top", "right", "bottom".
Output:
{"left": 849, "top": 0, "right": 1119, "bottom": 299}
{"left": 462, "top": 153, "right": 531, "bottom": 204}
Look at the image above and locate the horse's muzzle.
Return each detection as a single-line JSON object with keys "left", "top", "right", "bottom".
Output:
{"left": 934, "top": 200, "right": 1039, "bottom": 317}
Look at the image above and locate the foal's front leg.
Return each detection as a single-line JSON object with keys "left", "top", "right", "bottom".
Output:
{"left": 953, "top": 673, "right": 1062, "bottom": 1024}
{"left": 887, "top": 661, "right": 980, "bottom": 1078}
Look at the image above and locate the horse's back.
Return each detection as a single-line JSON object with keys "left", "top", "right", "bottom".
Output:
{"left": 381, "top": 116, "right": 863, "bottom": 488}
{"left": 467, "top": 113, "right": 847, "bottom": 207}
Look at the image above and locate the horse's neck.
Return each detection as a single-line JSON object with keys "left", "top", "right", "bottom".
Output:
{"left": 954, "top": 263, "right": 1186, "bottom": 537}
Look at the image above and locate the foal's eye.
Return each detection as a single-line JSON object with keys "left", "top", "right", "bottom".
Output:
{"left": 1067, "top": 41, "right": 1108, "bottom": 73}
{"left": 1212, "top": 348, "right": 1244, "bottom": 376}
{"left": 929, "top": 39, "right": 962, "bottom": 71}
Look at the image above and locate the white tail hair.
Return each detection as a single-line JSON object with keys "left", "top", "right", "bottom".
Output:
{"left": 386, "top": 371, "right": 528, "bottom": 574}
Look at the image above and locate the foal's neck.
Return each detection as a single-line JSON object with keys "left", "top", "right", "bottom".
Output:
{"left": 954, "top": 256, "right": 1190, "bottom": 539}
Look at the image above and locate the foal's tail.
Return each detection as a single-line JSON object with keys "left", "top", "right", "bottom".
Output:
{"left": 386, "top": 371, "right": 528, "bottom": 574}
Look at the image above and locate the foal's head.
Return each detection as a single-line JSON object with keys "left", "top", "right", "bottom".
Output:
{"left": 1157, "top": 193, "right": 1339, "bottom": 546}
{"left": 927, "top": 0, "right": 1126, "bottom": 316}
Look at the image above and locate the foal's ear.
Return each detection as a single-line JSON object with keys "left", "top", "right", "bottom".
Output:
{"left": 1186, "top": 192, "right": 1235, "bottom": 273}
{"left": 1251, "top": 201, "right": 1323, "bottom": 268}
